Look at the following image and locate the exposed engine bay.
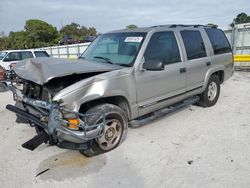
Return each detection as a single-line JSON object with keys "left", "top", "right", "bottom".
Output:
{"left": 1, "top": 58, "right": 123, "bottom": 152}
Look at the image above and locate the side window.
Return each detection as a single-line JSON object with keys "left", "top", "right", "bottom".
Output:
{"left": 180, "top": 30, "right": 207, "bottom": 60}
{"left": 21, "top": 51, "right": 34, "bottom": 60}
{"left": 34, "top": 51, "right": 50, "bottom": 57}
{"left": 205, "top": 28, "right": 231, "bottom": 55}
{"left": 3, "top": 52, "right": 22, "bottom": 62}
{"left": 144, "top": 31, "right": 181, "bottom": 65}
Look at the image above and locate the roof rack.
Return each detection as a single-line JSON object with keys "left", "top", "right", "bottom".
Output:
{"left": 169, "top": 24, "right": 205, "bottom": 28}
{"left": 150, "top": 24, "right": 218, "bottom": 29}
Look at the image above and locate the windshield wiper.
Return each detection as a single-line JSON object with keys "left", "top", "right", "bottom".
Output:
{"left": 118, "top": 64, "right": 131, "bottom": 67}
{"left": 93, "top": 56, "right": 131, "bottom": 67}
{"left": 93, "top": 56, "right": 114, "bottom": 64}
{"left": 78, "top": 56, "right": 85, "bottom": 60}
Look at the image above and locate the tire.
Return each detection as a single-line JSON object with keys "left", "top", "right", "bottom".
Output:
{"left": 0, "top": 82, "right": 8, "bottom": 92}
{"left": 199, "top": 74, "right": 220, "bottom": 107}
{"left": 79, "top": 103, "right": 128, "bottom": 157}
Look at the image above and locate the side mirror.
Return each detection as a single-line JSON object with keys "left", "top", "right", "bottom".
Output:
{"left": 143, "top": 60, "right": 164, "bottom": 71}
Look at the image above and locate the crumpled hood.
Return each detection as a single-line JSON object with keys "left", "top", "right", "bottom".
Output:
{"left": 13, "top": 57, "right": 122, "bottom": 85}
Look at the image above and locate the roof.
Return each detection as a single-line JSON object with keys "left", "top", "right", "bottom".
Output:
{"left": 1, "top": 49, "right": 47, "bottom": 53}
{"left": 108, "top": 24, "right": 217, "bottom": 34}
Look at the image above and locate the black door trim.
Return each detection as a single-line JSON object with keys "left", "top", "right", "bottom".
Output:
{"left": 139, "top": 85, "right": 203, "bottom": 109}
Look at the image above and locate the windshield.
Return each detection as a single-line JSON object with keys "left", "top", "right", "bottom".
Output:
{"left": 0, "top": 52, "right": 7, "bottom": 60}
{"left": 80, "top": 32, "right": 147, "bottom": 66}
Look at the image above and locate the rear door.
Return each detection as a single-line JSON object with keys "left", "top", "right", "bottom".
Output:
{"left": 180, "top": 30, "right": 211, "bottom": 91}
{"left": 205, "top": 28, "right": 233, "bottom": 76}
{"left": 136, "top": 31, "right": 186, "bottom": 115}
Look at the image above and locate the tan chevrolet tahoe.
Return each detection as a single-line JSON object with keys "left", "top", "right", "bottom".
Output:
{"left": 3, "top": 24, "right": 233, "bottom": 157}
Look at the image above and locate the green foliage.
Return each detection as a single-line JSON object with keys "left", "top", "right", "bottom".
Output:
{"left": 126, "top": 24, "right": 138, "bottom": 29}
{"left": 233, "top": 12, "right": 250, "bottom": 25}
{"left": 0, "top": 19, "right": 98, "bottom": 50}
{"left": 59, "top": 22, "right": 97, "bottom": 40}
{"left": 25, "top": 19, "right": 59, "bottom": 48}
{"left": 0, "top": 37, "right": 8, "bottom": 51}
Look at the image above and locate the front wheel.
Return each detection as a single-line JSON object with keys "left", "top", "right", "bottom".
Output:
{"left": 199, "top": 75, "right": 220, "bottom": 107}
{"left": 80, "top": 104, "right": 128, "bottom": 157}
{"left": 0, "top": 82, "right": 8, "bottom": 92}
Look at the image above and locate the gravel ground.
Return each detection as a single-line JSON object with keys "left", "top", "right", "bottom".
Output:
{"left": 0, "top": 71, "right": 250, "bottom": 188}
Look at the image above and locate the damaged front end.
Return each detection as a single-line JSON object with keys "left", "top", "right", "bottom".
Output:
{"left": 6, "top": 83, "right": 106, "bottom": 151}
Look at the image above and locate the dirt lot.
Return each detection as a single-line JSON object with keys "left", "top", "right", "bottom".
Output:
{"left": 0, "top": 71, "right": 250, "bottom": 188}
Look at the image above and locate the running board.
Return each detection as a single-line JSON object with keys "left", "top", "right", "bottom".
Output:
{"left": 129, "top": 96, "right": 200, "bottom": 128}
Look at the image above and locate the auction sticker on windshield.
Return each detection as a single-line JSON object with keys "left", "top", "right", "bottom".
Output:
{"left": 124, "top": 37, "right": 143, "bottom": 42}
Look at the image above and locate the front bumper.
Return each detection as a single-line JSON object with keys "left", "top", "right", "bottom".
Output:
{"left": 7, "top": 84, "right": 105, "bottom": 150}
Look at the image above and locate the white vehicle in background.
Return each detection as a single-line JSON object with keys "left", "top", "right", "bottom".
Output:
{"left": 0, "top": 49, "right": 50, "bottom": 70}
{"left": 0, "top": 49, "right": 50, "bottom": 92}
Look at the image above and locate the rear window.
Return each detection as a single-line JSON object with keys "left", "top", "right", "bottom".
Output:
{"left": 205, "top": 28, "right": 231, "bottom": 55}
{"left": 180, "top": 30, "right": 207, "bottom": 60}
{"left": 34, "top": 51, "right": 50, "bottom": 57}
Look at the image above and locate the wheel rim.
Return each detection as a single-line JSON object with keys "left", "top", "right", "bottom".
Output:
{"left": 207, "top": 81, "right": 217, "bottom": 101}
{"left": 97, "top": 119, "right": 122, "bottom": 151}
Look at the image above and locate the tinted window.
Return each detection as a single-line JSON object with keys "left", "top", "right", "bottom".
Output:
{"left": 4, "top": 52, "right": 21, "bottom": 61}
{"left": 34, "top": 51, "right": 50, "bottom": 57}
{"left": 205, "top": 28, "right": 231, "bottom": 55}
{"left": 181, "top": 30, "right": 207, "bottom": 60}
{"left": 144, "top": 31, "right": 181, "bottom": 65}
{"left": 21, "top": 51, "right": 34, "bottom": 60}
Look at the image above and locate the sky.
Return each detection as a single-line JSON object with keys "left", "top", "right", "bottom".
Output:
{"left": 0, "top": 0, "right": 249, "bottom": 35}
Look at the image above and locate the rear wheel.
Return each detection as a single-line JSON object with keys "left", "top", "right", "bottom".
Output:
{"left": 80, "top": 104, "right": 128, "bottom": 157}
{"left": 199, "top": 75, "right": 220, "bottom": 107}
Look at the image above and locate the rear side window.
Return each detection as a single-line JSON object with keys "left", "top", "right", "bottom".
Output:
{"left": 144, "top": 31, "right": 181, "bottom": 65}
{"left": 180, "top": 30, "right": 207, "bottom": 60}
{"left": 34, "top": 51, "right": 50, "bottom": 57}
{"left": 205, "top": 28, "right": 231, "bottom": 55}
{"left": 21, "top": 51, "right": 34, "bottom": 60}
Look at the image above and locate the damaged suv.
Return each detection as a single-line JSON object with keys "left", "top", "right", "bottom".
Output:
{"left": 4, "top": 25, "right": 233, "bottom": 157}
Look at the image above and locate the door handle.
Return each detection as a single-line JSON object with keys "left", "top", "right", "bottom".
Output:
{"left": 206, "top": 61, "right": 211, "bottom": 66}
{"left": 179, "top": 67, "right": 186, "bottom": 73}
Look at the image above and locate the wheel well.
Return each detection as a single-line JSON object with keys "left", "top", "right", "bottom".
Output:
{"left": 0, "top": 82, "right": 7, "bottom": 86}
{"left": 212, "top": 71, "right": 224, "bottom": 84}
{"left": 79, "top": 96, "right": 131, "bottom": 119}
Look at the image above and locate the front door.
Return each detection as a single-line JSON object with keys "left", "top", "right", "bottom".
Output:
{"left": 136, "top": 31, "right": 186, "bottom": 116}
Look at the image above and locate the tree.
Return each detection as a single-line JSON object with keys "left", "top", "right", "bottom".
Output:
{"left": 59, "top": 22, "right": 97, "bottom": 40}
{"left": 0, "top": 20, "right": 98, "bottom": 50}
{"left": 233, "top": 12, "right": 250, "bottom": 25}
{"left": 25, "top": 19, "right": 58, "bottom": 48}
{"left": 0, "top": 37, "right": 8, "bottom": 50}
{"left": 126, "top": 24, "right": 138, "bottom": 29}
{"left": 6, "top": 31, "right": 27, "bottom": 49}
{"left": 59, "top": 22, "right": 81, "bottom": 39}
